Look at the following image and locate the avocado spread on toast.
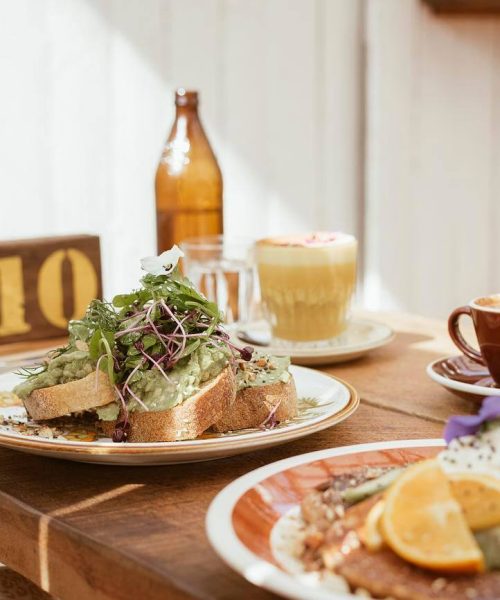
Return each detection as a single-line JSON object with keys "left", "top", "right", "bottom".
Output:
{"left": 14, "top": 351, "right": 95, "bottom": 400}
{"left": 14, "top": 248, "right": 253, "bottom": 440}
{"left": 236, "top": 354, "right": 291, "bottom": 391}
{"left": 97, "top": 345, "right": 228, "bottom": 420}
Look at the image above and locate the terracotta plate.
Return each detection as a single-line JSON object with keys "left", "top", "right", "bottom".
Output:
{"left": 0, "top": 366, "right": 358, "bottom": 466}
{"left": 427, "top": 355, "right": 500, "bottom": 402}
{"left": 206, "top": 439, "right": 444, "bottom": 600}
{"left": 232, "top": 318, "right": 395, "bottom": 366}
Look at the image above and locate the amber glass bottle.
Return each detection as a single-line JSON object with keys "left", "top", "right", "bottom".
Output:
{"left": 155, "top": 89, "right": 223, "bottom": 252}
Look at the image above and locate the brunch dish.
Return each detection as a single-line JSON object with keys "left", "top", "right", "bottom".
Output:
{"left": 0, "top": 248, "right": 359, "bottom": 465}
{"left": 427, "top": 355, "right": 500, "bottom": 402}
{"left": 207, "top": 398, "right": 500, "bottom": 599}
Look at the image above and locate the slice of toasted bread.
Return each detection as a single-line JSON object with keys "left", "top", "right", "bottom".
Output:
{"left": 100, "top": 366, "right": 236, "bottom": 442}
{"left": 211, "top": 376, "right": 297, "bottom": 433}
{"left": 23, "top": 370, "right": 115, "bottom": 421}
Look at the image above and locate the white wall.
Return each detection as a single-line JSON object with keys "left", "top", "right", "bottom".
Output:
{"left": 365, "top": 0, "right": 500, "bottom": 317}
{"left": 2, "top": 0, "right": 500, "bottom": 318}
{"left": 0, "top": 0, "right": 363, "bottom": 298}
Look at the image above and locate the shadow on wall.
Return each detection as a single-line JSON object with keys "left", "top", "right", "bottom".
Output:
{"left": 84, "top": 0, "right": 364, "bottom": 240}
{"left": 364, "top": 0, "right": 500, "bottom": 318}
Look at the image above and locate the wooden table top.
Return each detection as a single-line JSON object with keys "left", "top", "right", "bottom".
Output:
{"left": 0, "top": 312, "right": 479, "bottom": 600}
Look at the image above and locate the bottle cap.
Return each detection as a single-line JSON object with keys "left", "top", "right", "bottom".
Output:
{"left": 175, "top": 89, "right": 199, "bottom": 107}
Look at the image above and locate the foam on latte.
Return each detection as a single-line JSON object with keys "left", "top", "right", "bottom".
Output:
{"left": 256, "top": 232, "right": 357, "bottom": 342}
{"left": 257, "top": 233, "right": 356, "bottom": 265}
{"left": 474, "top": 295, "right": 500, "bottom": 311}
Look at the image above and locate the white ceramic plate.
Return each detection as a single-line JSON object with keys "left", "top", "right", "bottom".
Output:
{"left": 233, "top": 318, "right": 394, "bottom": 366}
{"left": 206, "top": 439, "right": 445, "bottom": 600}
{"left": 0, "top": 366, "right": 358, "bottom": 466}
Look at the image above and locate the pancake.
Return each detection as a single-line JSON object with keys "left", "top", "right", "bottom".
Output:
{"left": 300, "top": 472, "right": 500, "bottom": 599}
{"left": 335, "top": 497, "right": 500, "bottom": 599}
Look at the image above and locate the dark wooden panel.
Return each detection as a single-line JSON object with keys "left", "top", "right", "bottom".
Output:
{"left": 0, "top": 235, "right": 102, "bottom": 345}
{"left": 423, "top": 0, "right": 500, "bottom": 13}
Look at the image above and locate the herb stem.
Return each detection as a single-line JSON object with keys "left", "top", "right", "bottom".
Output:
{"left": 138, "top": 347, "right": 173, "bottom": 385}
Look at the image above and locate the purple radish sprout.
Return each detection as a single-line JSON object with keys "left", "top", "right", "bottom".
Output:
{"left": 123, "top": 384, "right": 149, "bottom": 412}
{"left": 113, "top": 385, "right": 130, "bottom": 442}
{"left": 114, "top": 324, "right": 151, "bottom": 338}
{"left": 138, "top": 347, "right": 173, "bottom": 384}
{"left": 160, "top": 299, "right": 187, "bottom": 356}
{"left": 114, "top": 384, "right": 129, "bottom": 418}
{"left": 259, "top": 399, "right": 282, "bottom": 430}
{"left": 145, "top": 302, "right": 168, "bottom": 350}
{"left": 122, "top": 359, "right": 147, "bottom": 396}
{"left": 94, "top": 354, "right": 106, "bottom": 390}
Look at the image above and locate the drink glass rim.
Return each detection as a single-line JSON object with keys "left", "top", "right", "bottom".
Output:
{"left": 470, "top": 294, "right": 500, "bottom": 312}
{"left": 255, "top": 232, "right": 357, "bottom": 248}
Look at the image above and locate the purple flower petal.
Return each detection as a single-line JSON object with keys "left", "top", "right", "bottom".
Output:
{"left": 444, "top": 396, "right": 500, "bottom": 444}
{"left": 478, "top": 396, "right": 500, "bottom": 421}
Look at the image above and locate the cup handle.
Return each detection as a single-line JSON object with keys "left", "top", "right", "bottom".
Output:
{"left": 448, "top": 306, "right": 483, "bottom": 363}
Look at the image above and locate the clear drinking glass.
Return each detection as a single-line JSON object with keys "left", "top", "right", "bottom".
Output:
{"left": 180, "top": 235, "right": 256, "bottom": 325}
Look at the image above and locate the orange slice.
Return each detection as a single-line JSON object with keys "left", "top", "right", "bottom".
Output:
{"left": 380, "top": 459, "right": 484, "bottom": 573}
{"left": 359, "top": 499, "right": 385, "bottom": 551}
{"left": 449, "top": 472, "right": 500, "bottom": 531}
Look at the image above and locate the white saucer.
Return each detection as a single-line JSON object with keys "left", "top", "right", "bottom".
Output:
{"left": 232, "top": 318, "right": 394, "bottom": 366}
{"left": 426, "top": 355, "right": 500, "bottom": 402}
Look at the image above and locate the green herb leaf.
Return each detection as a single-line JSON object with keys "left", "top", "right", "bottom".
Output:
{"left": 182, "top": 339, "right": 201, "bottom": 358}
{"left": 113, "top": 293, "right": 138, "bottom": 308}
{"left": 142, "top": 334, "right": 157, "bottom": 350}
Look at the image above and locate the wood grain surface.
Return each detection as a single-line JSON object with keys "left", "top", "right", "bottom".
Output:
{"left": 0, "top": 313, "right": 477, "bottom": 599}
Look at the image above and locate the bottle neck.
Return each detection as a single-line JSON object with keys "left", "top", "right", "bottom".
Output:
{"left": 169, "top": 105, "right": 207, "bottom": 144}
{"left": 175, "top": 104, "right": 199, "bottom": 120}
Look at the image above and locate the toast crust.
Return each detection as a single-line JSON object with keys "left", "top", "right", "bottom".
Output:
{"left": 100, "top": 366, "right": 236, "bottom": 442}
{"left": 23, "top": 370, "right": 115, "bottom": 421}
{"left": 211, "top": 376, "right": 297, "bottom": 433}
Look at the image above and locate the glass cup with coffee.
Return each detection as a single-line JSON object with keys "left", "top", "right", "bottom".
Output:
{"left": 448, "top": 294, "right": 500, "bottom": 385}
{"left": 255, "top": 232, "right": 357, "bottom": 342}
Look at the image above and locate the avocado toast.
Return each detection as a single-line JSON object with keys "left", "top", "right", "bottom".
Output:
{"left": 13, "top": 249, "right": 297, "bottom": 443}
{"left": 14, "top": 249, "right": 250, "bottom": 442}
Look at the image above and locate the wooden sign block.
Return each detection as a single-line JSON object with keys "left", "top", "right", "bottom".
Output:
{"left": 0, "top": 235, "right": 102, "bottom": 344}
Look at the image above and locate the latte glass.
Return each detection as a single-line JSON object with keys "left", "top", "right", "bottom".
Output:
{"left": 255, "top": 233, "right": 357, "bottom": 342}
